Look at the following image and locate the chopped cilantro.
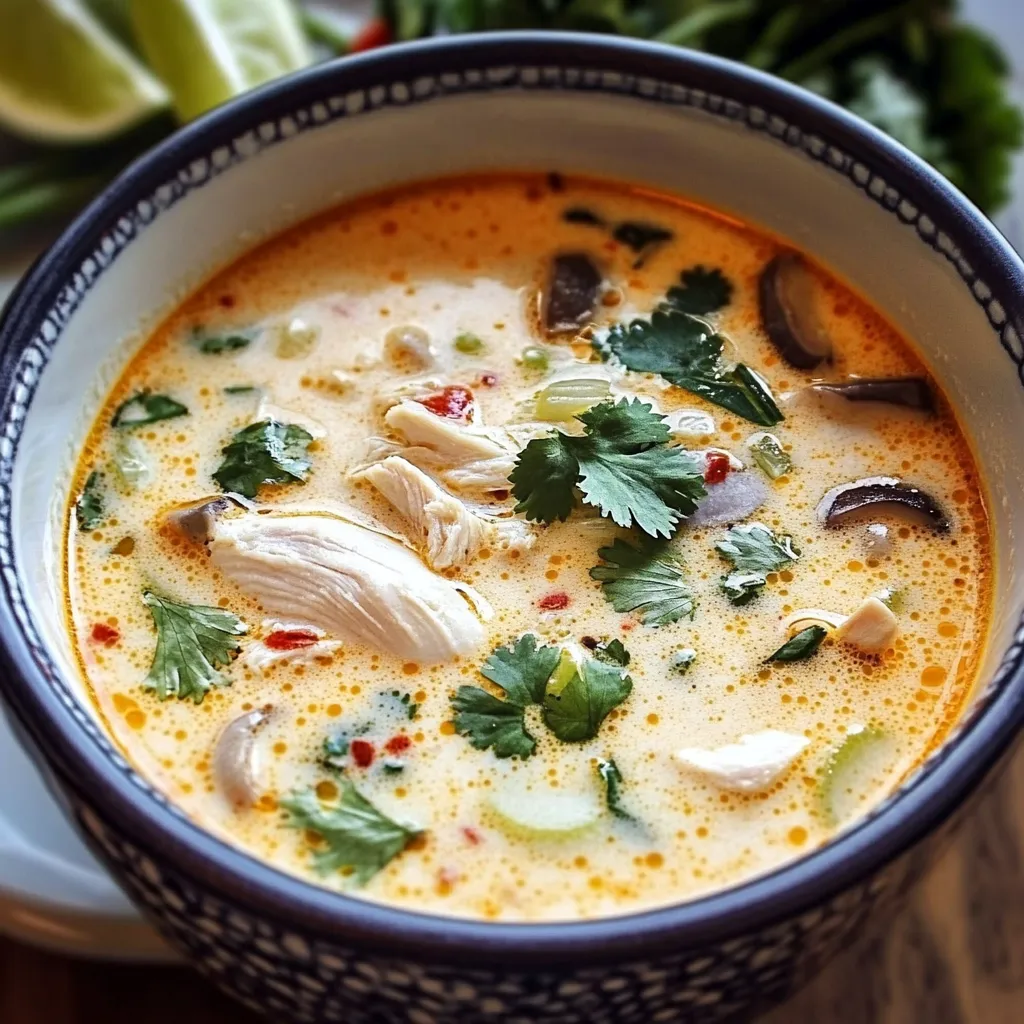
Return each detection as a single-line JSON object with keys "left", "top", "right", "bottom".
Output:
{"left": 662, "top": 266, "right": 733, "bottom": 315}
{"left": 542, "top": 651, "right": 632, "bottom": 743}
{"left": 321, "top": 734, "right": 350, "bottom": 772}
{"left": 597, "top": 758, "right": 645, "bottom": 829}
{"left": 748, "top": 431, "right": 793, "bottom": 479}
{"left": 140, "top": 591, "right": 246, "bottom": 703}
{"left": 613, "top": 220, "right": 673, "bottom": 266}
{"left": 590, "top": 537, "right": 696, "bottom": 626}
{"left": 390, "top": 690, "right": 420, "bottom": 720}
{"left": 382, "top": 759, "right": 406, "bottom": 774}
{"left": 281, "top": 783, "right": 421, "bottom": 884}
{"left": 563, "top": 206, "right": 606, "bottom": 226}
{"left": 716, "top": 523, "right": 799, "bottom": 605}
{"left": 596, "top": 310, "right": 783, "bottom": 426}
{"left": 191, "top": 327, "right": 254, "bottom": 354}
{"left": 75, "top": 471, "right": 104, "bottom": 531}
{"left": 450, "top": 635, "right": 560, "bottom": 759}
{"left": 766, "top": 625, "right": 827, "bottom": 663}
{"left": 510, "top": 398, "right": 706, "bottom": 539}
{"left": 224, "top": 385, "right": 258, "bottom": 395}
{"left": 111, "top": 390, "right": 188, "bottom": 428}
{"left": 592, "top": 638, "right": 631, "bottom": 667}
{"left": 212, "top": 419, "right": 314, "bottom": 499}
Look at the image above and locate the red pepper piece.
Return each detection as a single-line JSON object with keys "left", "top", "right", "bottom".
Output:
{"left": 417, "top": 385, "right": 475, "bottom": 421}
{"left": 349, "top": 739, "right": 375, "bottom": 768}
{"left": 350, "top": 17, "right": 392, "bottom": 53}
{"left": 265, "top": 629, "right": 320, "bottom": 651}
{"left": 704, "top": 452, "right": 731, "bottom": 484}
{"left": 538, "top": 592, "right": 570, "bottom": 611}
{"left": 385, "top": 734, "right": 412, "bottom": 754}
{"left": 462, "top": 826, "right": 483, "bottom": 846}
{"left": 90, "top": 623, "right": 120, "bottom": 645}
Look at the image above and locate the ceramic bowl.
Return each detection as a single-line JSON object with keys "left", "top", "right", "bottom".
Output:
{"left": 1, "top": 33, "right": 1023, "bottom": 1024}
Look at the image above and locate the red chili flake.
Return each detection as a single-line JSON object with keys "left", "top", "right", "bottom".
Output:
{"left": 385, "top": 734, "right": 412, "bottom": 754}
{"left": 621, "top": 621, "right": 635, "bottom": 631}
{"left": 350, "top": 16, "right": 392, "bottom": 52}
{"left": 265, "top": 629, "right": 319, "bottom": 651}
{"left": 538, "top": 591, "right": 570, "bottom": 611}
{"left": 462, "top": 826, "right": 483, "bottom": 846}
{"left": 217, "top": 294, "right": 236, "bottom": 309}
{"left": 478, "top": 372, "right": 498, "bottom": 388}
{"left": 90, "top": 623, "right": 120, "bottom": 646}
{"left": 418, "top": 385, "right": 474, "bottom": 421}
{"left": 349, "top": 739, "right": 375, "bottom": 768}
{"left": 703, "top": 452, "right": 731, "bottom": 485}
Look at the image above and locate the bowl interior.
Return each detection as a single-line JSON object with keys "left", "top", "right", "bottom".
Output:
{"left": 3, "top": 37, "right": 1023, "bottom": 944}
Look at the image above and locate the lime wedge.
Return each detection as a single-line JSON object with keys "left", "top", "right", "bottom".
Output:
{"left": 129, "top": 0, "right": 312, "bottom": 122}
{"left": 0, "top": 0, "right": 169, "bottom": 143}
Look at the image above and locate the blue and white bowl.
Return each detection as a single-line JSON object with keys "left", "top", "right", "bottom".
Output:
{"left": 1, "top": 33, "right": 1023, "bottom": 1024}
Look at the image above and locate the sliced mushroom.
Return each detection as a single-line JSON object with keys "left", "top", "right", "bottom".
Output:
{"left": 783, "top": 608, "right": 849, "bottom": 634}
{"left": 213, "top": 706, "right": 272, "bottom": 808}
{"left": 816, "top": 476, "right": 949, "bottom": 532}
{"left": 544, "top": 253, "right": 602, "bottom": 334}
{"left": 166, "top": 493, "right": 251, "bottom": 542}
{"left": 759, "top": 253, "right": 832, "bottom": 369}
{"left": 810, "top": 376, "right": 934, "bottom": 412}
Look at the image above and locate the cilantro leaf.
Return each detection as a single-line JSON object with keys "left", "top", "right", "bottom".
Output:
{"left": 597, "top": 758, "right": 645, "bottom": 830}
{"left": 510, "top": 399, "right": 706, "bottom": 539}
{"left": 213, "top": 420, "right": 314, "bottom": 499}
{"left": 766, "top": 625, "right": 827, "bottom": 663}
{"left": 716, "top": 523, "right": 799, "bottom": 605}
{"left": 112, "top": 390, "right": 188, "bottom": 428}
{"left": 597, "top": 310, "right": 782, "bottom": 426}
{"left": 451, "top": 635, "right": 561, "bottom": 759}
{"left": 480, "top": 633, "right": 561, "bottom": 706}
{"left": 141, "top": 591, "right": 247, "bottom": 703}
{"left": 191, "top": 327, "right": 255, "bottom": 354}
{"left": 542, "top": 657, "right": 632, "bottom": 743}
{"left": 662, "top": 266, "right": 733, "bottom": 315}
{"left": 75, "top": 471, "right": 105, "bottom": 531}
{"left": 590, "top": 537, "right": 696, "bottom": 626}
{"left": 592, "top": 638, "right": 630, "bottom": 667}
{"left": 280, "top": 783, "right": 421, "bottom": 884}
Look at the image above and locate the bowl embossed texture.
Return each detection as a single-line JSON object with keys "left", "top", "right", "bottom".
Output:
{"left": 1, "top": 34, "right": 1023, "bottom": 1023}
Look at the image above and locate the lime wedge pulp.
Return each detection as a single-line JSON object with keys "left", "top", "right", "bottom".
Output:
{"left": 129, "top": 0, "right": 313, "bottom": 122}
{"left": 0, "top": 0, "right": 169, "bottom": 143}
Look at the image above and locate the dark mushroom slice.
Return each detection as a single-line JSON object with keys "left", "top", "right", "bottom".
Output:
{"left": 816, "top": 476, "right": 949, "bottom": 532}
{"left": 810, "top": 376, "right": 934, "bottom": 412}
{"left": 167, "top": 493, "right": 250, "bottom": 541}
{"left": 544, "top": 252, "right": 603, "bottom": 334}
{"left": 759, "top": 252, "right": 833, "bottom": 369}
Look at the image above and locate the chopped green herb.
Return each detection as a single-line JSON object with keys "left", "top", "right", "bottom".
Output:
{"left": 191, "top": 327, "right": 254, "bottom": 354}
{"left": 140, "top": 591, "right": 246, "bottom": 703}
{"left": 224, "top": 385, "right": 258, "bottom": 395}
{"left": 453, "top": 332, "right": 484, "bottom": 354}
{"left": 597, "top": 309, "right": 782, "bottom": 426}
{"left": 662, "top": 266, "right": 733, "bottom": 315}
{"left": 716, "top": 523, "right": 799, "bottom": 605}
{"left": 322, "top": 734, "right": 350, "bottom": 772}
{"left": 590, "top": 537, "right": 696, "bottom": 626}
{"left": 75, "top": 471, "right": 105, "bottom": 531}
{"left": 748, "top": 431, "right": 793, "bottom": 479}
{"left": 212, "top": 420, "right": 314, "bottom": 499}
{"left": 390, "top": 690, "right": 420, "bottom": 720}
{"left": 382, "top": 758, "right": 406, "bottom": 774}
{"left": 878, "top": 588, "right": 906, "bottom": 615}
{"left": 450, "top": 635, "right": 560, "bottom": 759}
{"left": 111, "top": 390, "right": 188, "bottom": 428}
{"left": 563, "top": 206, "right": 606, "bottom": 226}
{"left": 112, "top": 435, "right": 152, "bottom": 491}
{"left": 542, "top": 653, "right": 632, "bottom": 743}
{"left": 766, "top": 625, "right": 827, "bottom": 663}
{"left": 597, "top": 758, "right": 644, "bottom": 828}
{"left": 519, "top": 345, "right": 551, "bottom": 371}
{"left": 281, "top": 783, "right": 421, "bottom": 884}
{"left": 592, "top": 638, "right": 631, "bottom": 668}
{"left": 671, "top": 648, "right": 697, "bottom": 674}
{"left": 510, "top": 398, "right": 706, "bottom": 538}
{"left": 613, "top": 220, "right": 673, "bottom": 266}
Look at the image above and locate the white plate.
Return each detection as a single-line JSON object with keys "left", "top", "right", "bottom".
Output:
{"left": 0, "top": 0, "right": 1020, "bottom": 964}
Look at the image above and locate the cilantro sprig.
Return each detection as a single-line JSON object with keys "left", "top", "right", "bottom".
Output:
{"left": 510, "top": 398, "right": 706, "bottom": 539}
{"left": 543, "top": 653, "right": 632, "bottom": 743}
{"left": 662, "top": 266, "right": 733, "bottom": 316}
{"left": 716, "top": 523, "right": 800, "bottom": 605}
{"left": 111, "top": 390, "right": 188, "bottom": 428}
{"left": 141, "top": 591, "right": 247, "bottom": 703}
{"left": 281, "top": 783, "right": 421, "bottom": 885}
{"left": 75, "top": 471, "right": 105, "bottom": 531}
{"left": 213, "top": 419, "right": 314, "bottom": 499}
{"left": 590, "top": 537, "right": 696, "bottom": 626}
{"left": 596, "top": 310, "right": 782, "bottom": 426}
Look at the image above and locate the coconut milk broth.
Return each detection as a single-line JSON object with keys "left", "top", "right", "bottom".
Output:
{"left": 65, "top": 174, "right": 990, "bottom": 921}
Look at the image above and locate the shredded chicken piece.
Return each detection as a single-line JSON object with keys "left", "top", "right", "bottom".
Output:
{"left": 674, "top": 730, "right": 809, "bottom": 792}
{"left": 210, "top": 510, "right": 491, "bottom": 664}
{"left": 385, "top": 400, "right": 512, "bottom": 463}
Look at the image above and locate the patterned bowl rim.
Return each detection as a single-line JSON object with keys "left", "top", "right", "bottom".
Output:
{"left": 0, "top": 32, "right": 1022, "bottom": 967}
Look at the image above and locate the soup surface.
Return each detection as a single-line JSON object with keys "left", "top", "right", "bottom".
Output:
{"left": 66, "top": 174, "right": 991, "bottom": 921}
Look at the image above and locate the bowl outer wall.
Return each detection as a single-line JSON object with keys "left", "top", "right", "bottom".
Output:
{"left": 0, "top": 32, "right": 1022, "bottom": 968}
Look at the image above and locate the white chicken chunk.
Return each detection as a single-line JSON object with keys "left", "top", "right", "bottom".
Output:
{"left": 209, "top": 510, "right": 491, "bottom": 664}
{"left": 836, "top": 596, "right": 899, "bottom": 654}
{"left": 674, "top": 730, "right": 810, "bottom": 792}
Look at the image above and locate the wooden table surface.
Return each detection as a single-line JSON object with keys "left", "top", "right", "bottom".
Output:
{"left": 1, "top": 743, "right": 1021, "bottom": 1023}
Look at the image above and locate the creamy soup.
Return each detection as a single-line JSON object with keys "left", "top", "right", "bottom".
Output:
{"left": 66, "top": 174, "right": 991, "bottom": 921}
